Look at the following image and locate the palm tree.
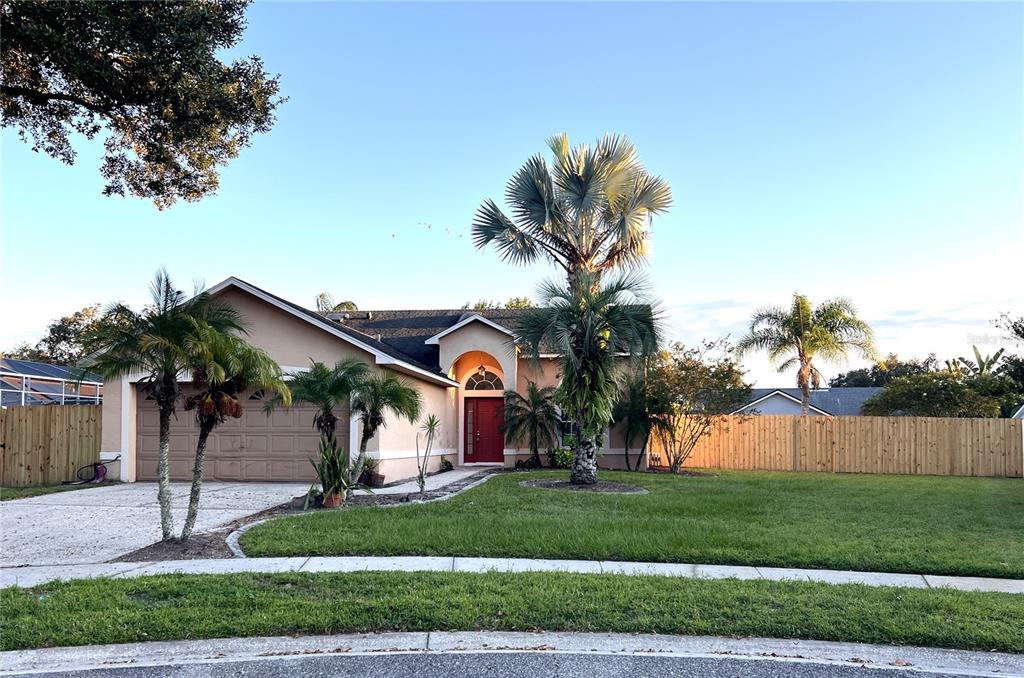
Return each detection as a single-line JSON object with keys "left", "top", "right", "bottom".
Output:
{"left": 516, "top": 272, "right": 660, "bottom": 484}
{"left": 502, "top": 381, "right": 560, "bottom": 467}
{"left": 181, "top": 331, "right": 290, "bottom": 539}
{"left": 612, "top": 367, "right": 666, "bottom": 471}
{"left": 957, "top": 346, "right": 1005, "bottom": 375}
{"left": 472, "top": 134, "right": 672, "bottom": 293}
{"left": 267, "top": 358, "right": 370, "bottom": 441}
{"left": 737, "top": 293, "right": 877, "bottom": 415}
{"left": 83, "top": 269, "right": 245, "bottom": 540}
{"left": 350, "top": 372, "right": 422, "bottom": 496}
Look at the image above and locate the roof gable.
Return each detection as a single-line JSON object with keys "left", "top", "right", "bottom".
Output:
{"left": 206, "top": 278, "right": 458, "bottom": 387}
{"left": 424, "top": 314, "right": 514, "bottom": 345}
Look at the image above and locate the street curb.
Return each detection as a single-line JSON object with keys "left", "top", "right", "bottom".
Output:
{"left": 1, "top": 631, "right": 1021, "bottom": 676}
{"left": 225, "top": 471, "right": 500, "bottom": 558}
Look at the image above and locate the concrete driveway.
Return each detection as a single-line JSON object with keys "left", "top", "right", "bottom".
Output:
{"left": 0, "top": 482, "right": 308, "bottom": 567}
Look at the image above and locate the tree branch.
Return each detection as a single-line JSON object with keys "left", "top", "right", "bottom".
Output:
{"left": 1, "top": 84, "right": 112, "bottom": 115}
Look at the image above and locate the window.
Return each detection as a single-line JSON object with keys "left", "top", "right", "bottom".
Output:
{"left": 248, "top": 390, "right": 265, "bottom": 401}
{"left": 466, "top": 370, "right": 503, "bottom": 390}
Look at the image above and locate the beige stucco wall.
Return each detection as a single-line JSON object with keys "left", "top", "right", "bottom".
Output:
{"left": 438, "top": 322, "right": 517, "bottom": 385}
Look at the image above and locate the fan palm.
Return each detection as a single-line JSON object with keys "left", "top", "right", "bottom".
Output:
{"left": 181, "top": 330, "right": 290, "bottom": 539}
{"left": 612, "top": 366, "right": 667, "bottom": 471}
{"left": 502, "top": 381, "right": 560, "bottom": 467}
{"left": 82, "top": 269, "right": 245, "bottom": 540}
{"left": 516, "top": 272, "right": 661, "bottom": 484}
{"left": 350, "top": 372, "right": 422, "bottom": 496}
{"left": 736, "top": 293, "right": 877, "bottom": 415}
{"left": 472, "top": 134, "right": 672, "bottom": 293}
{"left": 267, "top": 358, "right": 370, "bottom": 441}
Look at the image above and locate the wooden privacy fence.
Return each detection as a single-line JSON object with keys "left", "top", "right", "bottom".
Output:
{"left": 651, "top": 415, "right": 1024, "bottom": 478}
{"left": 0, "top": 405, "right": 102, "bottom": 487}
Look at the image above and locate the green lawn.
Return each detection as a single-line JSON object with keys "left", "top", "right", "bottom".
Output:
{"left": 242, "top": 470, "right": 1024, "bottom": 578}
{"left": 2, "top": 571, "right": 1022, "bottom": 652}
{"left": 0, "top": 481, "right": 118, "bottom": 501}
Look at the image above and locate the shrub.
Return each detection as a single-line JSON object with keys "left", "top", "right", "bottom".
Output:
{"left": 551, "top": 447, "right": 574, "bottom": 469}
{"left": 440, "top": 457, "right": 454, "bottom": 472}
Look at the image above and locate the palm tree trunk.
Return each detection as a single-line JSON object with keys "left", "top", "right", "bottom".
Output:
{"left": 799, "top": 362, "right": 811, "bottom": 415}
{"left": 570, "top": 435, "right": 598, "bottom": 484}
{"left": 156, "top": 404, "right": 175, "bottom": 540}
{"left": 180, "top": 424, "right": 212, "bottom": 540}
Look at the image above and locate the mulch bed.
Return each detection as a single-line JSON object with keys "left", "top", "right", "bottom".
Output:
{"left": 519, "top": 479, "right": 649, "bottom": 494}
{"left": 111, "top": 470, "right": 501, "bottom": 562}
{"left": 646, "top": 467, "right": 718, "bottom": 477}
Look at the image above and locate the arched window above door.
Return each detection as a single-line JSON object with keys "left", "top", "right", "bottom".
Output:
{"left": 466, "top": 370, "right": 503, "bottom": 391}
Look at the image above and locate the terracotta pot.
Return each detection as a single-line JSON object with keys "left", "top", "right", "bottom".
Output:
{"left": 322, "top": 492, "right": 343, "bottom": 508}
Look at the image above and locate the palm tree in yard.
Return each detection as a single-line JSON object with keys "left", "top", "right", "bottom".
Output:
{"left": 181, "top": 330, "right": 290, "bottom": 539}
{"left": 472, "top": 134, "right": 672, "bottom": 293}
{"left": 736, "top": 293, "right": 877, "bottom": 415}
{"left": 502, "top": 381, "right": 560, "bottom": 467}
{"left": 83, "top": 269, "right": 245, "bottom": 541}
{"left": 612, "top": 367, "right": 666, "bottom": 472}
{"left": 517, "top": 272, "right": 661, "bottom": 484}
{"left": 267, "top": 358, "right": 370, "bottom": 442}
{"left": 350, "top": 373, "right": 422, "bottom": 496}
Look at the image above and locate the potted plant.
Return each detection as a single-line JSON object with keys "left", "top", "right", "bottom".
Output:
{"left": 310, "top": 436, "right": 352, "bottom": 508}
{"left": 359, "top": 457, "right": 384, "bottom": 488}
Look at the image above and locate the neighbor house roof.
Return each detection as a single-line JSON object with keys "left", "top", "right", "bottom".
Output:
{"left": 736, "top": 387, "right": 884, "bottom": 416}
{"left": 0, "top": 358, "right": 103, "bottom": 384}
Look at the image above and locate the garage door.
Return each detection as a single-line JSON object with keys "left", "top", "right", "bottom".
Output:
{"left": 137, "top": 388, "right": 330, "bottom": 481}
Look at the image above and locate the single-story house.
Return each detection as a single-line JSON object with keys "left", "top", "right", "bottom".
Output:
{"left": 732, "top": 387, "right": 883, "bottom": 417}
{"left": 101, "top": 277, "right": 632, "bottom": 484}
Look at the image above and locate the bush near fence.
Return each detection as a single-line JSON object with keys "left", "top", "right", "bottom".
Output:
{"left": 649, "top": 415, "right": 1024, "bottom": 478}
{"left": 0, "top": 405, "right": 101, "bottom": 487}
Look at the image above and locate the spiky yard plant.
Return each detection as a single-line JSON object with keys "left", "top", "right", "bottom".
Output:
{"left": 516, "top": 272, "right": 660, "bottom": 484}
{"left": 351, "top": 373, "right": 422, "bottom": 497}
{"left": 415, "top": 414, "right": 441, "bottom": 495}
{"left": 736, "top": 293, "right": 877, "bottom": 415}
{"left": 82, "top": 269, "right": 245, "bottom": 540}
{"left": 181, "top": 329, "right": 290, "bottom": 539}
{"left": 502, "top": 381, "right": 560, "bottom": 468}
{"left": 266, "top": 358, "right": 370, "bottom": 441}
{"left": 472, "top": 134, "right": 672, "bottom": 293}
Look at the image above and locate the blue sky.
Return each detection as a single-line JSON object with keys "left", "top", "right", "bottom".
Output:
{"left": 2, "top": 1, "right": 1021, "bottom": 385}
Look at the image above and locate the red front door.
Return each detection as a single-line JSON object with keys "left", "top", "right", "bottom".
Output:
{"left": 465, "top": 397, "right": 504, "bottom": 463}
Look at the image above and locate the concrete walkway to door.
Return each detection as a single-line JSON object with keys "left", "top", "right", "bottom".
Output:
{"left": 0, "top": 482, "right": 308, "bottom": 568}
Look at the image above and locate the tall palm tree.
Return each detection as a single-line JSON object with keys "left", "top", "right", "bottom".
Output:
{"left": 502, "top": 381, "right": 560, "bottom": 467}
{"left": 737, "top": 293, "right": 877, "bottom": 415}
{"left": 350, "top": 372, "right": 422, "bottom": 496}
{"left": 516, "top": 272, "right": 661, "bottom": 484}
{"left": 472, "top": 134, "right": 672, "bottom": 293}
{"left": 181, "top": 331, "right": 290, "bottom": 539}
{"left": 83, "top": 269, "right": 245, "bottom": 540}
{"left": 267, "top": 358, "right": 370, "bottom": 441}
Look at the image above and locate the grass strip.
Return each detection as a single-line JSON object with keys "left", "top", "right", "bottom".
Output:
{"left": 2, "top": 571, "right": 1022, "bottom": 652}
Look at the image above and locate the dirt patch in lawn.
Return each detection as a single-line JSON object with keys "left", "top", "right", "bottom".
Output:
{"left": 519, "top": 479, "right": 649, "bottom": 494}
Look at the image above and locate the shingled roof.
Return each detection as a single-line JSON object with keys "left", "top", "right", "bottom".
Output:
{"left": 741, "top": 387, "right": 884, "bottom": 416}
{"left": 335, "top": 309, "right": 528, "bottom": 371}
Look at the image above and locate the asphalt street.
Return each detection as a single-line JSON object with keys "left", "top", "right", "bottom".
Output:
{"left": 7, "top": 652, "right": 986, "bottom": 677}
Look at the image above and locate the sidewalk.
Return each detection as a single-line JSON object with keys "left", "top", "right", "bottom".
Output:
{"left": 3, "top": 555, "right": 1023, "bottom": 593}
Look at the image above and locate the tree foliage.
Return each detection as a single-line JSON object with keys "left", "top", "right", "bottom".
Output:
{"left": 315, "top": 293, "right": 358, "bottom": 314}
{"left": 829, "top": 353, "right": 939, "bottom": 387}
{"left": 648, "top": 341, "right": 752, "bottom": 473}
{"left": 267, "top": 359, "right": 369, "bottom": 442}
{"left": 1, "top": 0, "right": 283, "bottom": 208}
{"left": 861, "top": 372, "right": 1002, "bottom": 418}
{"left": 516, "top": 271, "right": 660, "bottom": 484}
{"left": 737, "top": 293, "right": 876, "bottom": 414}
{"left": 472, "top": 133, "right": 672, "bottom": 291}
{"left": 461, "top": 297, "right": 534, "bottom": 311}
{"left": 4, "top": 304, "right": 131, "bottom": 366}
